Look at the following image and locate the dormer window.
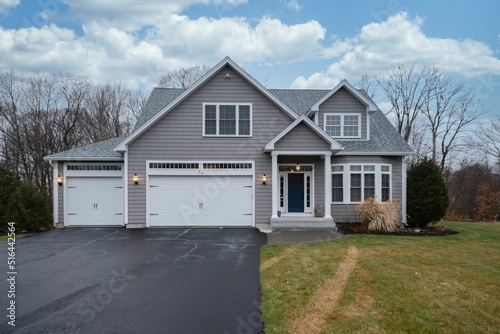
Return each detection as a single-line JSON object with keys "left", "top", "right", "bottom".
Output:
{"left": 203, "top": 103, "right": 252, "bottom": 137}
{"left": 324, "top": 113, "right": 361, "bottom": 138}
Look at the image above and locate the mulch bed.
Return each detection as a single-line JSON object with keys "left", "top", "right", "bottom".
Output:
{"left": 337, "top": 223, "right": 458, "bottom": 236}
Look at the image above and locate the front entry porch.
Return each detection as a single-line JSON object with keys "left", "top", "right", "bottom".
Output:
{"left": 269, "top": 153, "right": 337, "bottom": 231}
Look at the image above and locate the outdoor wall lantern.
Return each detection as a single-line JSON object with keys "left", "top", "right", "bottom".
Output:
{"left": 296, "top": 162, "right": 301, "bottom": 172}
{"left": 133, "top": 173, "right": 139, "bottom": 185}
{"left": 57, "top": 175, "right": 63, "bottom": 186}
{"left": 262, "top": 174, "right": 267, "bottom": 185}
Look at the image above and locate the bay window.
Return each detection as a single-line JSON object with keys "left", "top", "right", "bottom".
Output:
{"left": 332, "top": 164, "right": 392, "bottom": 203}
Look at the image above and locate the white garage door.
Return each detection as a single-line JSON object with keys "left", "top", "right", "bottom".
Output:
{"left": 66, "top": 177, "right": 124, "bottom": 226}
{"left": 148, "top": 175, "right": 253, "bottom": 226}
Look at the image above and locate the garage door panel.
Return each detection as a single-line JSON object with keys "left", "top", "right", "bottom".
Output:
{"left": 66, "top": 177, "right": 124, "bottom": 226}
{"left": 148, "top": 175, "right": 253, "bottom": 227}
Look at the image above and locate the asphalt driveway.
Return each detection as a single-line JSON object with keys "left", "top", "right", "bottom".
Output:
{"left": 0, "top": 228, "right": 267, "bottom": 334}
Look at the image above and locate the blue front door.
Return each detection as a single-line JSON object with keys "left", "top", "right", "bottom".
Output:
{"left": 288, "top": 173, "right": 304, "bottom": 212}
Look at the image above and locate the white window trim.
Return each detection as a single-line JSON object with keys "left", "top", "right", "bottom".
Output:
{"left": 324, "top": 113, "right": 362, "bottom": 139}
{"left": 331, "top": 163, "right": 392, "bottom": 204}
{"left": 203, "top": 103, "right": 253, "bottom": 137}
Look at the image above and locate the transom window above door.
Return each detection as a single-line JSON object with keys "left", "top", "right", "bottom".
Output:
{"left": 324, "top": 113, "right": 361, "bottom": 138}
{"left": 203, "top": 103, "right": 252, "bottom": 136}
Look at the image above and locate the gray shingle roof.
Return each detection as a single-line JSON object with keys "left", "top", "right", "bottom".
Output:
{"left": 133, "top": 87, "right": 185, "bottom": 131}
{"left": 269, "top": 89, "right": 329, "bottom": 115}
{"left": 46, "top": 85, "right": 413, "bottom": 160}
{"left": 45, "top": 136, "right": 125, "bottom": 160}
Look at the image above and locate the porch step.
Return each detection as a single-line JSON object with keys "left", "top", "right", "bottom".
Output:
{"left": 126, "top": 223, "right": 146, "bottom": 229}
{"left": 270, "top": 217, "right": 337, "bottom": 231}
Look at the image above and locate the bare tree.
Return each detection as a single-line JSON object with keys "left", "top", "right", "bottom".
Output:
{"left": 469, "top": 117, "right": 500, "bottom": 162}
{"left": 376, "top": 63, "right": 439, "bottom": 142}
{"left": 355, "top": 74, "right": 376, "bottom": 98}
{"left": 158, "top": 65, "right": 210, "bottom": 88}
{"left": 421, "top": 72, "right": 483, "bottom": 171}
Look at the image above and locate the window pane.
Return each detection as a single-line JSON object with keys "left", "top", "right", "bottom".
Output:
{"left": 364, "top": 174, "right": 375, "bottom": 199}
{"left": 219, "top": 105, "right": 236, "bottom": 119}
{"left": 205, "top": 105, "right": 216, "bottom": 119}
{"left": 332, "top": 165, "right": 344, "bottom": 172}
{"left": 350, "top": 165, "right": 362, "bottom": 172}
{"left": 220, "top": 120, "right": 236, "bottom": 135}
{"left": 325, "top": 115, "right": 341, "bottom": 137}
{"left": 344, "top": 115, "right": 359, "bottom": 125}
{"left": 350, "top": 174, "right": 361, "bottom": 202}
{"left": 239, "top": 120, "right": 250, "bottom": 135}
{"left": 382, "top": 174, "right": 390, "bottom": 201}
{"left": 344, "top": 126, "right": 359, "bottom": 137}
{"left": 205, "top": 120, "right": 216, "bottom": 135}
{"left": 343, "top": 115, "right": 359, "bottom": 137}
{"left": 205, "top": 105, "right": 217, "bottom": 134}
{"left": 364, "top": 165, "right": 375, "bottom": 171}
{"left": 239, "top": 105, "right": 250, "bottom": 120}
{"left": 219, "top": 105, "right": 236, "bottom": 135}
{"left": 332, "top": 174, "right": 343, "bottom": 202}
{"left": 326, "top": 115, "right": 341, "bottom": 126}
{"left": 326, "top": 125, "right": 341, "bottom": 137}
{"left": 381, "top": 165, "right": 390, "bottom": 172}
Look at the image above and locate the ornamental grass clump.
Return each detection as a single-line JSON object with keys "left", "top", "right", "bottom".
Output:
{"left": 357, "top": 197, "right": 400, "bottom": 232}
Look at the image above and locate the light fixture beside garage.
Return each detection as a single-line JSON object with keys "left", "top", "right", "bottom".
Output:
{"left": 296, "top": 162, "right": 301, "bottom": 172}
{"left": 262, "top": 174, "right": 267, "bottom": 185}
{"left": 57, "top": 175, "right": 63, "bottom": 186}
{"left": 133, "top": 173, "right": 139, "bottom": 185}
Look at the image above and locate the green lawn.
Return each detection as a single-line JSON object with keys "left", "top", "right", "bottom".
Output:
{"left": 260, "top": 222, "right": 500, "bottom": 334}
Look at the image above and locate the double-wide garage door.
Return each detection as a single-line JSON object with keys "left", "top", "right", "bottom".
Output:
{"left": 148, "top": 175, "right": 253, "bottom": 227}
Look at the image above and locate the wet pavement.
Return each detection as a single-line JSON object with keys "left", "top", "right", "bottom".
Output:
{"left": 0, "top": 228, "right": 267, "bottom": 333}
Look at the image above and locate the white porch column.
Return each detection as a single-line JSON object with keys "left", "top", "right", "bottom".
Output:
{"left": 324, "top": 153, "right": 332, "bottom": 218}
{"left": 271, "top": 152, "right": 279, "bottom": 218}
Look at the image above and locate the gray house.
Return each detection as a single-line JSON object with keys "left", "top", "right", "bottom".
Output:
{"left": 45, "top": 57, "right": 413, "bottom": 230}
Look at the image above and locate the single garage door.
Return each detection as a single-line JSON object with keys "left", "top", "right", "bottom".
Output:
{"left": 148, "top": 175, "right": 253, "bottom": 226}
{"left": 66, "top": 177, "right": 124, "bottom": 226}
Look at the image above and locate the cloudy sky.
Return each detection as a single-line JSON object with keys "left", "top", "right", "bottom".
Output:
{"left": 0, "top": 0, "right": 499, "bottom": 116}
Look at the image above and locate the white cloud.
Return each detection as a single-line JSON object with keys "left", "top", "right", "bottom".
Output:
{"left": 284, "top": 0, "right": 301, "bottom": 12}
{"left": 146, "top": 15, "right": 325, "bottom": 65}
{"left": 0, "top": 0, "right": 20, "bottom": 14}
{"left": 0, "top": 14, "right": 325, "bottom": 89}
{"left": 291, "top": 12, "right": 500, "bottom": 88}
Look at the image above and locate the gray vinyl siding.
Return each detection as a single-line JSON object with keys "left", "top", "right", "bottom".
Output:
{"left": 330, "top": 156, "right": 403, "bottom": 223}
{"left": 128, "top": 65, "right": 294, "bottom": 225}
{"left": 58, "top": 161, "right": 64, "bottom": 224}
{"left": 317, "top": 87, "right": 368, "bottom": 140}
{"left": 274, "top": 122, "right": 330, "bottom": 151}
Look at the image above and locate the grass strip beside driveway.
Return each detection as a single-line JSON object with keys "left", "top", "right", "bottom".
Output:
{"left": 260, "top": 222, "right": 500, "bottom": 334}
